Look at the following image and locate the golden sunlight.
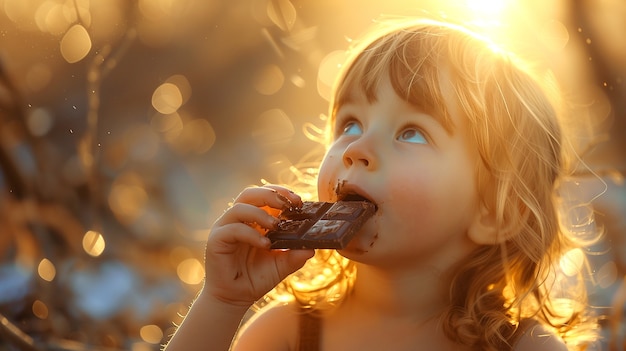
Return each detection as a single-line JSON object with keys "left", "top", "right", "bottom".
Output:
{"left": 465, "top": 0, "right": 509, "bottom": 19}
{"left": 440, "top": 0, "right": 517, "bottom": 41}
{"left": 560, "top": 248, "right": 585, "bottom": 277}
{"left": 0, "top": 0, "right": 621, "bottom": 350}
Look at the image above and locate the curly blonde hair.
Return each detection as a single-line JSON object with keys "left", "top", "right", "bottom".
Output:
{"left": 265, "top": 19, "right": 599, "bottom": 350}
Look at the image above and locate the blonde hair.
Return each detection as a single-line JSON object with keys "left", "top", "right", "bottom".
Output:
{"left": 265, "top": 19, "right": 598, "bottom": 350}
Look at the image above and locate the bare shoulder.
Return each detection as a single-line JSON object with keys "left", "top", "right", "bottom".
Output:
{"left": 514, "top": 321, "right": 568, "bottom": 351}
{"left": 232, "top": 301, "right": 301, "bottom": 351}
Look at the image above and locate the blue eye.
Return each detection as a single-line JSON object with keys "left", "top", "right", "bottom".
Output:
{"left": 397, "top": 128, "right": 427, "bottom": 144}
{"left": 342, "top": 121, "right": 363, "bottom": 136}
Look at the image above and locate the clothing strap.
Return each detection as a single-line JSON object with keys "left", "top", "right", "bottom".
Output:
{"left": 298, "top": 310, "right": 321, "bottom": 351}
{"left": 296, "top": 309, "right": 535, "bottom": 350}
{"left": 508, "top": 318, "right": 539, "bottom": 349}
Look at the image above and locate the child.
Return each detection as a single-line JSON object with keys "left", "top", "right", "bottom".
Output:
{"left": 164, "top": 18, "right": 598, "bottom": 351}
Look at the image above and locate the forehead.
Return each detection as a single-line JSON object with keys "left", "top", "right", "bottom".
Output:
{"left": 330, "top": 26, "right": 456, "bottom": 134}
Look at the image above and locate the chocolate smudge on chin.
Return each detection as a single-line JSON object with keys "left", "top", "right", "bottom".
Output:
{"left": 369, "top": 233, "right": 379, "bottom": 247}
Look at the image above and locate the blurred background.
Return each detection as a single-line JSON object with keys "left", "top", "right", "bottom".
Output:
{"left": 0, "top": 0, "right": 624, "bottom": 350}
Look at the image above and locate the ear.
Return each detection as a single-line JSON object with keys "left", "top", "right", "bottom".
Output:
{"left": 467, "top": 203, "right": 513, "bottom": 245}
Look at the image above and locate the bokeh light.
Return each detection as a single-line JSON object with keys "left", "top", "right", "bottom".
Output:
{"left": 26, "top": 107, "right": 54, "bottom": 137}
{"left": 37, "top": 258, "right": 56, "bottom": 282}
{"left": 151, "top": 112, "right": 184, "bottom": 135}
{"left": 35, "top": 2, "right": 66, "bottom": 34}
{"left": 317, "top": 50, "right": 346, "bottom": 101}
{"left": 138, "top": 0, "right": 176, "bottom": 21}
{"left": 60, "top": 24, "right": 92, "bottom": 63}
{"left": 165, "top": 74, "right": 192, "bottom": 104}
{"left": 174, "top": 118, "right": 216, "bottom": 154}
{"left": 139, "top": 324, "right": 164, "bottom": 344}
{"left": 254, "top": 64, "right": 285, "bottom": 95}
{"left": 108, "top": 172, "right": 149, "bottom": 225}
{"left": 267, "top": 0, "right": 296, "bottom": 31}
{"left": 82, "top": 230, "right": 106, "bottom": 257}
{"left": 597, "top": 261, "right": 618, "bottom": 289}
{"left": 176, "top": 258, "right": 204, "bottom": 285}
{"left": 32, "top": 300, "right": 49, "bottom": 320}
{"left": 252, "top": 109, "right": 295, "bottom": 147}
{"left": 152, "top": 83, "right": 183, "bottom": 115}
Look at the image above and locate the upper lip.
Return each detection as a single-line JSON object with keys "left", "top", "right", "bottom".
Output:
{"left": 335, "top": 180, "right": 376, "bottom": 205}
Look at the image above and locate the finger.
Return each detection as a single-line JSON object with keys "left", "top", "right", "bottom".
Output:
{"left": 262, "top": 184, "right": 303, "bottom": 208}
{"left": 234, "top": 185, "right": 302, "bottom": 211}
{"left": 215, "top": 203, "right": 279, "bottom": 230}
{"left": 272, "top": 249, "right": 315, "bottom": 278}
{"left": 209, "top": 223, "right": 271, "bottom": 251}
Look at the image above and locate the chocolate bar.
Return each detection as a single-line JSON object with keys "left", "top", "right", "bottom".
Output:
{"left": 266, "top": 201, "right": 376, "bottom": 249}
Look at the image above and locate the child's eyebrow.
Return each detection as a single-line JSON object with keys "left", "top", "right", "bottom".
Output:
{"left": 423, "top": 111, "right": 455, "bottom": 133}
{"left": 426, "top": 109, "right": 456, "bottom": 135}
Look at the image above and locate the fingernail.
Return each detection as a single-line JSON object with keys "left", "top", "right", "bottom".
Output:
{"left": 260, "top": 236, "right": 271, "bottom": 247}
{"left": 276, "top": 193, "right": 293, "bottom": 210}
{"left": 270, "top": 216, "right": 280, "bottom": 228}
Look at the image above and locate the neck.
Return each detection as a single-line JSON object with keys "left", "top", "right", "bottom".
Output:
{"left": 347, "top": 262, "right": 448, "bottom": 322}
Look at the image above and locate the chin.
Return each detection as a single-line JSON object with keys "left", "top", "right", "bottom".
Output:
{"left": 339, "top": 226, "right": 380, "bottom": 257}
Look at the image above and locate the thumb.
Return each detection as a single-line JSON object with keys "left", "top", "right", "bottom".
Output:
{"left": 274, "top": 249, "right": 315, "bottom": 278}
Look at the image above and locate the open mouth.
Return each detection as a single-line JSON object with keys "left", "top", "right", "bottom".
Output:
{"left": 335, "top": 181, "right": 377, "bottom": 210}
{"left": 339, "top": 193, "right": 371, "bottom": 202}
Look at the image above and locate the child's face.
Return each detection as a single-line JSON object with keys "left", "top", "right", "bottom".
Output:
{"left": 317, "top": 76, "right": 483, "bottom": 267}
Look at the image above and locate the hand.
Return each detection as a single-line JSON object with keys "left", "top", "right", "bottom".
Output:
{"left": 203, "top": 185, "right": 314, "bottom": 307}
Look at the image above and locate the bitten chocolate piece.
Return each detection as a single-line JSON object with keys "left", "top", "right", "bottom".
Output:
{"left": 266, "top": 201, "right": 376, "bottom": 249}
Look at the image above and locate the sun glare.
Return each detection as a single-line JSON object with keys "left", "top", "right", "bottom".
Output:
{"left": 456, "top": 0, "right": 515, "bottom": 32}
{"left": 465, "top": 0, "right": 509, "bottom": 18}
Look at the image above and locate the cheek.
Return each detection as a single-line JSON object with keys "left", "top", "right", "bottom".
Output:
{"left": 388, "top": 172, "right": 465, "bottom": 236}
{"left": 383, "top": 170, "right": 473, "bottom": 236}
{"left": 316, "top": 153, "right": 340, "bottom": 201}
{"left": 385, "top": 174, "right": 437, "bottom": 223}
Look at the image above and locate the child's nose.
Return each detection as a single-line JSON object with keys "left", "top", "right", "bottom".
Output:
{"left": 342, "top": 139, "right": 375, "bottom": 169}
